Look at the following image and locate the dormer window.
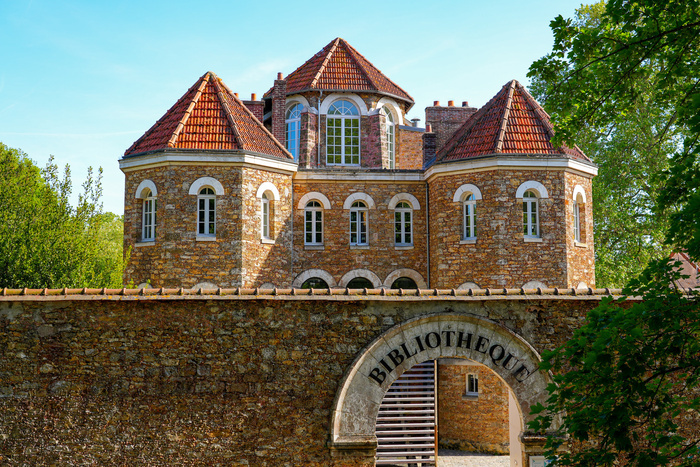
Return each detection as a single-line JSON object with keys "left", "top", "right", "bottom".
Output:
{"left": 327, "top": 100, "right": 360, "bottom": 166}
{"left": 381, "top": 107, "right": 395, "bottom": 169}
{"left": 285, "top": 103, "right": 302, "bottom": 162}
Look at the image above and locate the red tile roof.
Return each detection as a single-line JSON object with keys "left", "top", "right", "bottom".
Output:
{"left": 436, "top": 80, "right": 590, "bottom": 164}
{"left": 125, "top": 72, "right": 291, "bottom": 159}
{"left": 671, "top": 252, "right": 700, "bottom": 289}
{"left": 264, "top": 38, "right": 414, "bottom": 106}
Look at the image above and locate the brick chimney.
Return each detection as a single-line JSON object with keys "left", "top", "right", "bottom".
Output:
{"left": 425, "top": 100, "right": 477, "bottom": 153}
{"left": 271, "top": 72, "right": 287, "bottom": 145}
{"left": 422, "top": 123, "right": 437, "bottom": 168}
{"left": 243, "top": 92, "right": 264, "bottom": 122}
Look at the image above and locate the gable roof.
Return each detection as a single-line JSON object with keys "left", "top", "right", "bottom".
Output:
{"left": 124, "top": 71, "right": 291, "bottom": 159}
{"left": 435, "top": 80, "right": 590, "bottom": 164}
{"left": 265, "top": 38, "right": 414, "bottom": 106}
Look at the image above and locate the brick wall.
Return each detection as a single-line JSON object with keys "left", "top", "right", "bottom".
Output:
{"left": 428, "top": 169, "right": 571, "bottom": 288}
{"left": 242, "top": 98, "right": 264, "bottom": 122}
{"left": 0, "top": 294, "right": 604, "bottom": 466}
{"left": 397, "top": 126, "right": 424, "bottom": 170}
{"left": 438, "top": 360, "right": 510, "bottom": 454}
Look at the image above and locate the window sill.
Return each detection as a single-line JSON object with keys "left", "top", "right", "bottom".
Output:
{"left": 196, "top": 235, "right": 216, "bottom": 242}
{"left": 261, "top": 238, "right": 275, "bottom": 244}
{"left": 395, "top": 245, "right": 413, "bottom": 250}
{"left": 524, "top": 237, "right": 543, "bottom": 243}
{"left": 460, "top": 238, "right": 476, "bottom": 245}
{"left": 575, "top": 241, "right": 588, "bottom": 248}
{"left": 462, "top": 394, "right": 479, "bottom": 401}
{"left": 135, "top": 241, "right": 155, "bottom": 247}
{"left": 350, "top": 245, "right": 370, "bottom": 250}
{"left": 304, "top": 245, "right": 325, "bottom": 251}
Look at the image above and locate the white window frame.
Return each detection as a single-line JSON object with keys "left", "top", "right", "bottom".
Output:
{"left": 141, "top": 189, "right": 156, "bottom": 242}
{"left": 261, "top": 193, "right": 270, "bottom": 240}
{"left": 523, "top": 190, "right": 539, "bottom": 238}
{"left": 326, "top": 100, "right": 360, "bottom": 166}
{"left": 382, "top": 107, "right": 395, "bottom": 169}
{"left": 198, "top": 187, "right": 216, "bottom": 237}
{"left": 394, "top": 201, "right": 412, "bottom": 246}
{"left": 304, "top": 201, "right": 323, "bottom": 245}
{"left": 285, "top": 103, "right": 302, "bottom": 162}
{"left": 466, "top": 373, "right": 479, "bottom": 396}
{"left": 463, "top": 193, "right": 476, "bottom": 240}
{"left": 349, "top": 201, "right": 368, "bottom": 245}
{"left": 573, "top": 202, "right": 581, "bottom": 242}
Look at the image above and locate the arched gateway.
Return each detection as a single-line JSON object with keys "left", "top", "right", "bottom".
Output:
{"left": 330, "top": 313, "right": 556, "bottom": 463}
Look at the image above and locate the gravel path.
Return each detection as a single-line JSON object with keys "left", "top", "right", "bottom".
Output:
{"left": 438, "top": 450, "right": 510, "bottom": 467}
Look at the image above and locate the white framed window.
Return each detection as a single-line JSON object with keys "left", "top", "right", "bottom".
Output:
{"left": 394, "top": 201, "right": 412, "bottom": 246}
{"left": 523, "top": 190, "right": 539, "bottom": 238}
{"left": 286, "top": 103, "right": 302, "bottom": 162}
{"left": 463, "top": 193, "right": 476, "bottom": 240}
{"left": 142, "top": 189, "right": 156, "bottom": 241}
{"left": 349, "top": 201, "right": 368, "bottom": 245}
{"left": 305, "top": 201, "right": 323, "bottom": 245}
{"left": 466, "top": 373, "right": 479, "bottom": 396}
{"left": 261, "top": 193, "right": 270, "bottom": 239}
{"left": 327, "top": 100, "right": 360, "bottom": 165}
{"left": 198, "top": 187, "right": 216, "bottom": 236}
{"left": 573, "top": 202, "right": 581, "bottom": 242}
{"left": 381, "top": 107, "right": 395, "bottom": 169}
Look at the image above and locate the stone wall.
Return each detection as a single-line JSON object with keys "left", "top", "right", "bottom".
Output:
{"left": 292, "top": 180, "right": 428, "bottom": 286}
{"left": 564, "top": 172, "right": 596, "bottom": 288}
{"left": 428, "top": 168, "right": 573, "bottom": 289}
{"left": 437, "top": 360, "right": 510, "bottom": 454}
{"left": 0, "top": 292, "right": 610, "bottom": 466}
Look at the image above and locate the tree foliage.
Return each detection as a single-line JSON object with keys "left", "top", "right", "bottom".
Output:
{"left": 0, "top": 143, "right": 125, "bottom": 288}
{"left": 527, "top": 0, "right": 700, "bottom": 464}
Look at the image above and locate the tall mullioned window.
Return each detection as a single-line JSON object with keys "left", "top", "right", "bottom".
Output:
{"left": 305, "top": 201, "right": 323, "bottom": 245}
{"left": 349, "top": 201, "right": 368, "bottom": 245}
{"left": 198, "top": 187, "right": 216, "bottom": 236}
{"left": 382, "top": 107, "right": 395, "bottom": 169}
{"left": 523, "top": 190, "right": 539, "bottom": 238}
{"left": 142, "top": 189, "right": 156, "bottom": 241}
{"left": 327, "top": 100, "right": 360, "bottom": 165}
{"left": 463, "top": 193, "right": 476, "bottom": 240}
{"left": 394, "top": 201, "right": 412, "bottom": 246}
{"left": 285, "top": 103, "right": 302, "bottom": 162}
{"left": 261, "top": 193, "right": 270, "bottom": 239}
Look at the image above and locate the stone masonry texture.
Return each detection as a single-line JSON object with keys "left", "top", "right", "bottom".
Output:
{"left": 0, "top": 294, "right": 609, "bottom": 466}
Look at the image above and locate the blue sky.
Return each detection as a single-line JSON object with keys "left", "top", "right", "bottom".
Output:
{"left": 0, "top": 0, "right": 583, "bottom": 215}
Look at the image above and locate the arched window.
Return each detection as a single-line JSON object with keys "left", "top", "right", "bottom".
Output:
{"left": 261, "top": 193, "right": 270, "bottom": 239}
{"left": 142, "top": 189, "right": 156, "bottom": 242}
{"left": 198, "top": 187, "right": 216, "bottom": 236}
{"left": 350, "top": 201, "right": 368, "bottom": 245}
{"left": 346, "top": 277, "right": 374, "bottom": 289}
{"left": 327, "top": 100, "right": 360, "bottom": 166}
{"left": 394, "top": 201, "right": 412, "bottom": 246}
{"left": 463, "top": 193, "right": 476, "bottom": 240}
{"left": 301, "top": 277, "right": 329, "bottom": 289}
{"left": 305, "top": 201, "right": 323, "bottom": 245}
{"left": 573, "top": 186, "right": 587, "bottom": 243}
{"left": 381, "top": 107, "right": 395, "bottom": 169}
{"left": 573, "top": 201, "right": 581, "bottom": 242}
{"left": 391, "top": 277, "right": 418, "bottom": 289}
{"left": 523, "top": 191, "right": 539, "bottom": 238}
{"left": 285, "top": 103, "right": 302, "bottom": 162}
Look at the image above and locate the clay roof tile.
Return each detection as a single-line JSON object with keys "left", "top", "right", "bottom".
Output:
{"left": 125, "top": 72, "right": 291, "bottom": 159}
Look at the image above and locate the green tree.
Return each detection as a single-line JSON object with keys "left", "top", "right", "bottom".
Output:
{"left": 527, "top": 0, "right": 700, "bottom": 465}
{"left": 0, "top": 143, "right": 125, "bottom": 288}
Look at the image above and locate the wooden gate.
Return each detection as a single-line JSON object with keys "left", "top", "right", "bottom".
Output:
{"left": 375, "top": 360, "right": 437, "bottom": 466}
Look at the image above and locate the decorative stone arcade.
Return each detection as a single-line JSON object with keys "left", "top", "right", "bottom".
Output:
{"left": 330, "top": 313, "right": 556, "bottom": 466}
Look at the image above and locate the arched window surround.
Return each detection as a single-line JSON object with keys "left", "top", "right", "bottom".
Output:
{"left": 573, "top": 185, "right": 587, "bottom": 244}
{"left": 339, "top": 269, "right": 382, "bottom": 288}
{"left": 292, "top": 269, "right": 337, "bottom": 288}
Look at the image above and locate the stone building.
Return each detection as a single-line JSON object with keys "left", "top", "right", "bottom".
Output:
{"left": 118, "top": 37, "right": 598, "bottom": 462}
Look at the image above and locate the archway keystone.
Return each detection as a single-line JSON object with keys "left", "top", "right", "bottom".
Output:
{"left": 329, "top": 312, "right": 554, "bottom": 460}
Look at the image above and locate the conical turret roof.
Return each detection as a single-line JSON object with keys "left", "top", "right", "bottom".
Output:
{"left": 125, "top": 71, "right": 291, "bottom": 159}
{"left": 435, "top": 80, "right": 589, "bottom": 164}
{"left": 265, "top": 38, "right": 413, "bottom": 106}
